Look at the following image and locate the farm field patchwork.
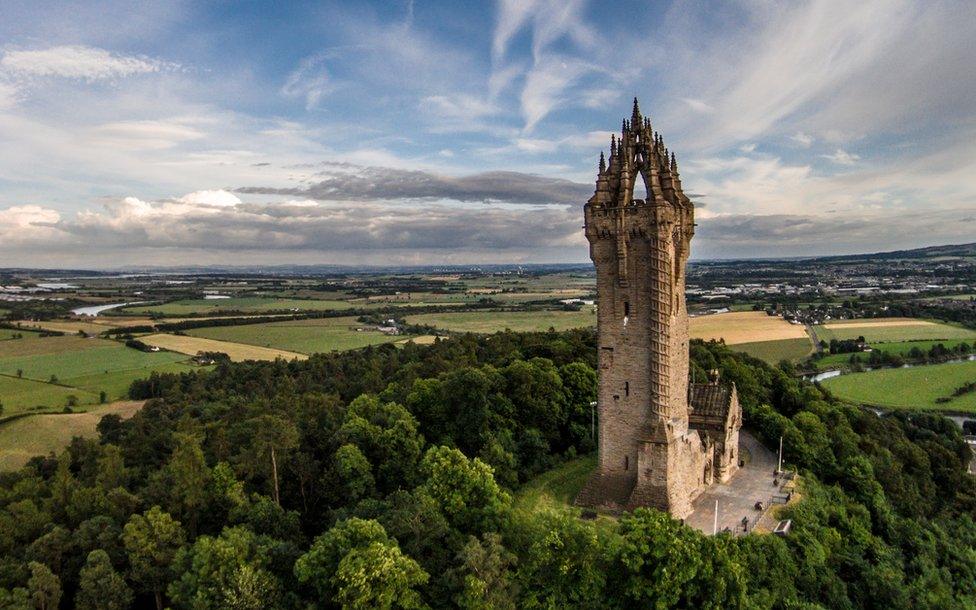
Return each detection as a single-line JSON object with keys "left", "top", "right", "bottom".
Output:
{"left": 689, "top": 311, "right": 809, "bottom": 344}
{"left": 734, "top": 338, "right": 814, "bottom": 364}
{"left": 407, "top": 308, "right": 596, "bottom": 333}
{"left": 122, "top": 297, "right": 356, "bottom": 316}
{"left": 813, "top": 338, "right": 976, "bottom": 369}
{"left": 0, "top": 400, "right": 144, "bottom": 471}
{"left": 821, "top": 360, "right": 976, "bottom": 412}
{"left": 184, "top": 316, "right": 407, "bottom": 354}
{"left": 815, "top": 318, "right": 976, "bottom": 343}
{"left": 140, "top": 333, "right": 307, "bottom": 361}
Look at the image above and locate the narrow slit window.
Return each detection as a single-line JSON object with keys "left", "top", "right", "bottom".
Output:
{"left": 623, "top": 301, "right": 630, "bottom": 317}
{"left": 624, "top": 381, "right": 629, "bottom": 396}
{"left": 624, "top": 455, "right": 629, "bottom": 471}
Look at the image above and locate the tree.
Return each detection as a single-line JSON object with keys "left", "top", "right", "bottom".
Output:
{"left": 511, "top": 510, "right": 607, "bottom": 608}
{"left": 334, "top": 541, "right": 428, "bottom": 609}
{"left": 339, "top": 395, "right": 424, "bottom": 493}
{"left": 27, "top": 561, "right": 61, "bottom": 610}
{"left": 95, "top": 444, "right": 128, "bottom": 491}
{"left": 419, "top": 446, "right": 510, "bottom": 535}
{"left": 167, "top": 526, "right": 280, "bottom": 610}
{"left": 447, "top": 534, "right": 518, "bottom": 610}
{"left": 155, "top": 433, "right": 211, "bottom": 532}
{"left": 335, "top": 443, "right": 375, "bottom": 502}
{"left": 238, "top": 415, "right": 299, "bottom": 505}
{"left": 76, "top": 550, "right": 133, "bottom": 610}
{"left": 295, "top": 518, "right": 427, "bottom": 610}
{"left": 122, "top": 506, "right": 186, "bottom": 610}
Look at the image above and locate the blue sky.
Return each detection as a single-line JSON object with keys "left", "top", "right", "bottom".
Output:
{"left": 0, "top": 0, "right": 974, "bottom": 267}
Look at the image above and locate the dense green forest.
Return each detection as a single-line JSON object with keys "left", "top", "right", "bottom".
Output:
{"left": 1, "top": 329, "right": 975, "bottom": 609}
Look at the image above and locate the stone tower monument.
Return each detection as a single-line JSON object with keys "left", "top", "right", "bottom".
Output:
{"left": 576, "top": 99, "right": 741, "bottom": 518}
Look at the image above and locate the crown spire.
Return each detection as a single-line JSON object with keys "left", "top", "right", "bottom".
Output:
{"left": 631, "top": 97, "right": 642, "bottom": 126}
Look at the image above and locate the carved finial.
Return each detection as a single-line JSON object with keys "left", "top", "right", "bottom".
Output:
{"left": 631, "top": 97, "right": 641, "bottom": 125}
{"left": 610, "top": 133, "right": 616, "bottom": 156}
{"left": 622, "top": 118, "right": 628, "bottom": 132}
{"left": 599, "top": 151, "right": 606, "bottom": 173}
{"left": 671, "top": 151, "right": 677, "bottom": 172}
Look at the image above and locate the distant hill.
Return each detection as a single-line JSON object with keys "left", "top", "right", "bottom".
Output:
{"left": 809, "top": 242, "right": 976, "bottom": 263}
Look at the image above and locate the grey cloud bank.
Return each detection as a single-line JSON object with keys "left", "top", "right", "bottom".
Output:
{"left": 237, "top": 165, "right": 593, "bottom": 206}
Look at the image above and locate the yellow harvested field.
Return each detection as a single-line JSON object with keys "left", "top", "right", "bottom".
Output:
{"left": 689, "top": 311, "right": 808, "bottom": 345}
{"left": 0, "top": 401, "right": 144, "bottom": 471}
{"left": 14, "top": 320, "right": 108, "bottom": 334}
{"left": 821, "top": 318, "right": 937, "bottom": 329}
{"left": 140, "top": 333, "right": 307, "bottom": 362}
{"left": 15, "top": 317, "right": 155, "bottom": 334}
{"left": 397, "top": 335, "right": 439, "bottom": 345}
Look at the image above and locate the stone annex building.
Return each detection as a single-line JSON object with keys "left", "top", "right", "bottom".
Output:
{"left": 576, "top": 100, "right": 742, "bottom": 518}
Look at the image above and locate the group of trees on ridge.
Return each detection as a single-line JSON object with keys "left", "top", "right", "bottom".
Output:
{"left": 0, "top": 329, "right": 975, "bottom": 608}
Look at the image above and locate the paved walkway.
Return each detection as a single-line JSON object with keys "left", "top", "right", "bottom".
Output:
{"left": 685, "top": 431, "right": 779, "bottom": 535}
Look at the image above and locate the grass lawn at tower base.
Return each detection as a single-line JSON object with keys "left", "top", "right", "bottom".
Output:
{"left": 0, "top": 400, "right": 144, "bottom": 471}
{"left": 821, "top": 360, "right": 976, "bottom": 412}
{"left": 514, "top": 454, "right": 596, "bottom": 513}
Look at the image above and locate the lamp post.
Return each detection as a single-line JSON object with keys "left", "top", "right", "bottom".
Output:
{"left": 589, "top": 401, "right": 597, "bottom": 441}
{"left": 777, "top": 436, "right": 784, "bottom": 475}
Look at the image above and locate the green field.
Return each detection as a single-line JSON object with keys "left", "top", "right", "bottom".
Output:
{"left": 0, "top": 376, "right": 95, "bottom": 416}
{"left": 0, "top": 328, "right": 40, "bottom": 340}
{"left": 0, "top": 343, "right": 185, "bottom": 381}
{"left": 0, "top": 338, "right": 199, "bottom": 414}
{"left": 184, "top": 316, "right": 407, "bottom": 354}
{"left": 122, "top": 297, "right": 356, "bottom": 316}
{"left": 0, "top": 400, "right": 143, "bottom": 470}
{"left": 0, "top": 334, "right": 100, "bottom": 358}
{"left": 407, "top": 308, "right": 596, "bottom": 333}
{"left": 815, "top": 320, "right": 976, "bottom": 343}
{"left": 64, "top": 361, "right": 203, "bottom": 401}
{"left": 821, "top": 360, "right": 976, "bottom": 412}
{"left": 735, "top": 338, "right": 813, "bottom": 364}
{"left": 814, "top": 338, "right": 975, "bottom": 369}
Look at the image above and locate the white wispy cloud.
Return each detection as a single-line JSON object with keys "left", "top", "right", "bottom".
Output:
{"left": 790, "top": 132, "right": 814, "bottom": 147}
{"left": 0, "top": 45, "right": 177, "bottom": 81}
{"left": 281, "top": 53, "right": 334, "bottom": 110}
{"left": 821, "top": 149, "right": 861, "bottom": 166}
